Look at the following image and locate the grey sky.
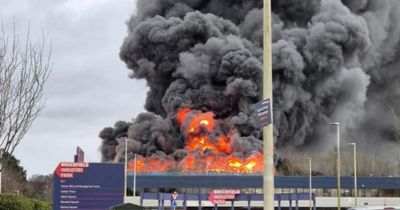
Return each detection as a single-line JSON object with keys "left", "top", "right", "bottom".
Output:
{"left": 1, "top": 0, "right": 144, "bottom": 176}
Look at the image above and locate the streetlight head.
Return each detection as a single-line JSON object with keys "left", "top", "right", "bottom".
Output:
{"left": 329, "top": 122, "right": 340, "bottom": 125}
{"left": 347, "top": 142, "right": 356, "bottom": 146}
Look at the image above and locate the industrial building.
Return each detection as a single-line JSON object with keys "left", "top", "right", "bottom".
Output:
{"left": 53, "top": 161, "right": 400, "bottom": 209}
{"left": 126, "top": 173, "right": 400, "bottom": 209}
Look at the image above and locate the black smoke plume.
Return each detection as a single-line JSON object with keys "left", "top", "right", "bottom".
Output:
{"left": 100, "top": 0, "right": 400, "bottom": 166}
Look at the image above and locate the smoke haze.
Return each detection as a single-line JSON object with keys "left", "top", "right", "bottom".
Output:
{"left": 100, "top": 0, "right": 400, "bottom": 170}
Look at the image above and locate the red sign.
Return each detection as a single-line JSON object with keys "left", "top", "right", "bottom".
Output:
{"left": 212, "top": 189, "right": 240, "bottom": 194}
{"left": 213, "top": 194, "right": 235, "bottom": 199}
{"left": 208, "top": 192, "right": 225, "bottom": 205}
{"left": 54, "top": 162, "right": 89, "bottom": 179}
{"left": 208, "top": 189, "right": 240, "bottom": 205}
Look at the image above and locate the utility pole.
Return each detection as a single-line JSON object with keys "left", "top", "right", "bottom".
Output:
{"left": 263, "top": 0, "right": 274, "bottom": 210}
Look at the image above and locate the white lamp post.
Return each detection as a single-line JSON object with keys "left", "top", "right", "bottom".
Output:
{"left": 307, "top": 157, "right": 312, "bottom": 210}
{"left": 133, "top": 154, "right": 137, "bottom": 197}
{"left": 330, "top": 122, "right": 341, "bottom": 210}
{"left": 348, "top": 143, "right": 357, "bottom": 206}
{"left": 124, "top": 138, "right": 128, "bottom": 202}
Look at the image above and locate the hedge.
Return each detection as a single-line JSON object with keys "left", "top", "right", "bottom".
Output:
{"left": 0, "top": 194, "right": 51, "bottom": 210}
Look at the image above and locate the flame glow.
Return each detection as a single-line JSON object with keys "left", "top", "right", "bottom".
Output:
{"left": 128, "top": 108, "right": 265, "bottom": 174}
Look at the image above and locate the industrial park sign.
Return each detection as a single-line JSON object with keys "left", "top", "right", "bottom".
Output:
{"left": 252, "top": 98, "right": 272, "bottom": 128}
{"left": 53, "top": 162, "right": 124, "bottom": 210}
{"left": 208, "top": 189, "right": 240, "bottom": 205}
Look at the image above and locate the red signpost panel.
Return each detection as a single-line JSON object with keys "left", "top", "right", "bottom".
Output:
{"left": 208, "top": 189, "right": 240, "bottom": 205}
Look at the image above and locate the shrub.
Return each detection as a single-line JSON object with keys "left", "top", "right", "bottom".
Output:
{"left": 0, "top": 194, "right": 51, "bottom": 210}
{"left": 32, "top": 199, "right": 52, "bottom": 210}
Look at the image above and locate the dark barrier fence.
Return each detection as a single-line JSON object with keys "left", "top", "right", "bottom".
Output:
{"left": 140, "top": 192, "right": 316, "bottom": 210}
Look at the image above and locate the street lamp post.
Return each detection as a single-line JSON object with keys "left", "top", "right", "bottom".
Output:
{"left": 124, "top": 139, "right": 128, "bottom": 202}
{"left": 348, "top": 143, "right": 357, "bottom": 206}
{"left": 133, "top": 154, "right": 137, "bottom": 197}
{"left": 263, "top": 1, "right": 274, "bottom": 210}
{"left": 330, "top": 122, "right": 341, "bottom": 210}
{"left": 308, "top": 157, "right": 312, "bottom": 210}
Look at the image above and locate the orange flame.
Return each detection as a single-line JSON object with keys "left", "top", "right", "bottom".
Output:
{"left": 128, "top": 153, "right": 265, "bottom": 174}
{"left": 127, "top": 108, "right": 265, "bottom": 174}
{"left": 187, "top": 113, "right": 215, "bottom": 134}
{"left": 128, "top": 156, "right": 176, "bottom": 173}
{"left": 177, "top": 108, "right": 191, "bottom": 125}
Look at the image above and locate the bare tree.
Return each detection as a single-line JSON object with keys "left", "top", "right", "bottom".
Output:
{"left": 0, "top": 25, "right": 51, "bottom": 156}
{"left": 279, "top": 153, "right": 309, "bottom": 176}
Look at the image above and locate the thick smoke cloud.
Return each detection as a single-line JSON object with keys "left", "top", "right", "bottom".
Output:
{"left": 100, "top": 0, "right": 400, "bottom": 165}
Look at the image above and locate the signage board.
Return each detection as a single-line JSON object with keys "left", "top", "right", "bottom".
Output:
{"left": 252, "top": 98, "right": 272, "bottom": 128}
{"left": 53, "top": 162, "right": 124, "bottom": 210}
{"left": 208, "top": 189, "right": 240, "bottom": 205}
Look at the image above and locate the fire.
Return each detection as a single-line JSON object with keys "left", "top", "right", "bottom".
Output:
{"left": 179, "top": 154, "right": 199, "bottom": 173}
{"left": 127, "top": 156, "right": 176, "bottom": 173}
{"left": 127, "top": 108, "right": 265, "bottom": 174}
{"left": 229, "top": 161, "right": 242, "bottom": 168}
{"left": 186, "top": 136, "right": 220, "bottom": 152}
{"left": 128, "top": 152, "right": 264, "bottom": 174}
{"left": 216, "top": 137, "right": 231, "bottom": 153}
{"left": 245, "top": 162, "right": 256, "bottom": 171}
{"left": 177, "top": 108, "right": 191, "bottom": 124}
{"left": 186, "top": 113, "right": 215, "bottom": 133}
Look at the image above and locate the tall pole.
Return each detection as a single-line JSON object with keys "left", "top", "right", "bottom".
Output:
{"left": 133, "top": 154, "right": 137, "bottom": 197}
{"left": 124, "top": 139, "right": 128, "bottom": 202}
{"left": 330, "top": 123, "right": 341, "bottom": 210}
{"left": 308, "top": 157, "right": 312, "bottom": 210}
{"left": 0, "top": 149, "right": 2, "bottom": 194}
{"left": 349, "top": 143, "right": 357, "bottom": 206}
{"left": 263, "top": 1, "right": 274, "bottom": 210}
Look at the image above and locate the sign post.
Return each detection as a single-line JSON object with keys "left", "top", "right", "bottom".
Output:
{"left": 171, "top": 191, "right": 178, "bottom": 210}
{"left": 172, "top": 200, "right": 177, "bottom": 210}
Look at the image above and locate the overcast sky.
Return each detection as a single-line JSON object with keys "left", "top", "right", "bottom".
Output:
{"left": 1, "top": 0, "right": 145, "bottom": 177}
